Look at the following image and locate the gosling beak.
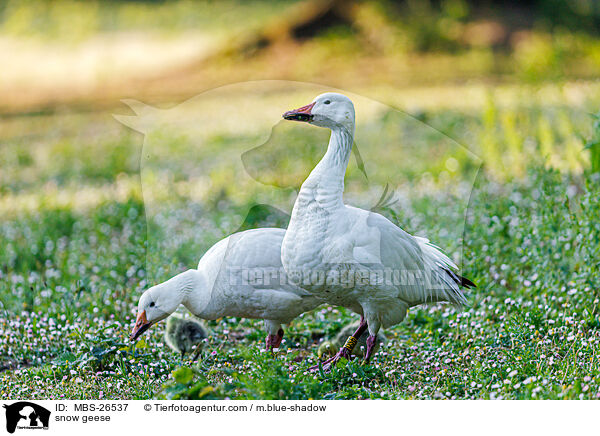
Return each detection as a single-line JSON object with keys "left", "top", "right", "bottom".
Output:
{"left": 283, "top": 102, "right": 315, "bottom": 122}
{"left": 130, "top": 310, "right": 151, "bottom": 341}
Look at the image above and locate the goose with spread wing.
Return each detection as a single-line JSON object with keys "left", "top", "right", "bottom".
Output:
{"left": 281, "top": 93, "right": 475, "bottom": 368}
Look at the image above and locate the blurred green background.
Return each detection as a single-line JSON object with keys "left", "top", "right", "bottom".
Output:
{"left": 2, "top": 0, "right": 600, "bottom": 109}
{"left": 2, "top": 0, "right": 600, "bottom": 174}
{"left": 2, "top": 0, "right": 600, "bottom": 400}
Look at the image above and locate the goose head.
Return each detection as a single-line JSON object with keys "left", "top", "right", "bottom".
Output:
{"left": 130, "top": 275, "right": 190, "bottom": 341}
{"left": 283, "top": 92, "right": 355, "bottom": 133}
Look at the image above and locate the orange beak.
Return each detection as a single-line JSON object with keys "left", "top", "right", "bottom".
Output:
{"left": 283, "top": 102, "right": 315, "bottom": 122}
{"left": 130, "top": 310, "right": 151, "bottom": 341}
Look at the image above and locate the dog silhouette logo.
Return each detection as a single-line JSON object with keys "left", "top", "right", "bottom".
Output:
{"left": 3, "top": 402, "right": 50, "bottom": 433}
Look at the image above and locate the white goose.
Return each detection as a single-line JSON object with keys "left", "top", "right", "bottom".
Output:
{"left": 281, "top": 93, "right": 475, "bottom": 367}
{"left": 130, "top": 228, "right": 323, "bottom": 351}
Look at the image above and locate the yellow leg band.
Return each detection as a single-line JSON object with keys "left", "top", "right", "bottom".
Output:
{"left": 343, "top": 336, "right": 358, "bottom": 352}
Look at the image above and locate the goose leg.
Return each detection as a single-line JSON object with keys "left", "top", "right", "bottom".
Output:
{"left": 311, "top": 317, "right": 368, "bottom": 371}
{"left": 363, "top": 334, "right": 378, "bottom": 362}
{"left": 266, "top": 321, "right": 283, "bottom": 352}
{"left": 265, "top": 328, "right": 284, "bottom": 352}
{"left": 265, "top": 334, "right": 276, "bottom": 351}
{"left": 273, "top": 328, "right": 284, "bottom": 348}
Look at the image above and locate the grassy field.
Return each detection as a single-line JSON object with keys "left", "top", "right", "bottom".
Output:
{"left": 2, "top": 80, "right": 600, "bottom": 399}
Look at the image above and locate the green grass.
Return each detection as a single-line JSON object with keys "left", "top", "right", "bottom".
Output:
{"left": 1, "top": 87, "right": 600, "bottom": 399}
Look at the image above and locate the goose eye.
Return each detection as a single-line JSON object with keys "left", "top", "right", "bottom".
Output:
{"left": 149, "top": 302, "right": 155, "bottom": 308}
{"left": 323, "top": 100, "right": 331, "bottom": 105}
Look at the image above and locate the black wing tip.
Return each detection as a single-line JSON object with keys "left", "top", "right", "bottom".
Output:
{"left": 459, "top": 275, "right": 477, "bottom": 289}
{"left": 443, "top": 267, "right": 476, "bottom": 289}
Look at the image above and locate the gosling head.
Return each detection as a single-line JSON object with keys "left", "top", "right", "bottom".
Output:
{"left": 283, "top": 92, "right": 355, "bottom": 132}
{"left": 317, "top": 340, "right": 337, "bottom": 359}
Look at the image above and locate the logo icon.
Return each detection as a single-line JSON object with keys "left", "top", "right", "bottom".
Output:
{"left": 3, "top": 402, "right": 50, "bottom": 434}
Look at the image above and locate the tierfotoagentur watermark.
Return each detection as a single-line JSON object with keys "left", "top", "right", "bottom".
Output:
{"left": 228, "top": 265, "right": 457, "bottom": 290}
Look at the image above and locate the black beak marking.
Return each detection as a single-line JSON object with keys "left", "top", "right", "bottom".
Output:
{"left": 283, "top": 113, "right": 313, "bottom": 122}
{"left": 130, "top": 322, "right": 151, "bottom": 341}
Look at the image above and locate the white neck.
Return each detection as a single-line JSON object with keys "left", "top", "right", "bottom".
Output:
{"left": 174, "top": 269, "right": 209, "bottom": 315}
{"left": 153, "top": 269, "right": 204, "bottom": 314}
{"left": 301, "top": 126, "right": 354, "bottom": 204}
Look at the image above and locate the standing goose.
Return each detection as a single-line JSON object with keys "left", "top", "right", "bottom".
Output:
{"left": 281, "top": 93, "right": 475, "bottom": 367}
{"left": 130, "top": 228, "right": 323, "bottom": 351}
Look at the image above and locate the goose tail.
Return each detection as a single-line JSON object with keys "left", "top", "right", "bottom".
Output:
{"left": 414, "top": 236, "right": 475, "bottom": 307}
